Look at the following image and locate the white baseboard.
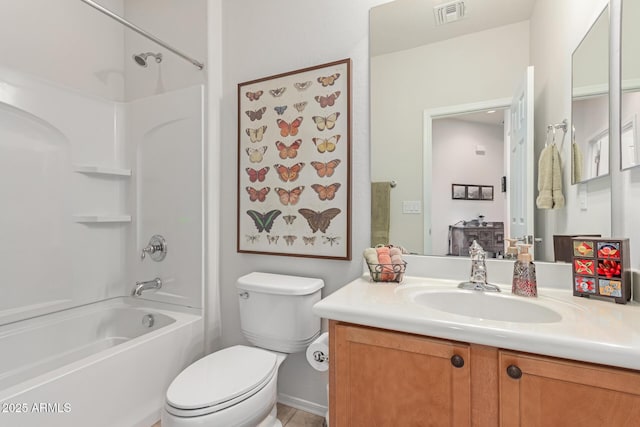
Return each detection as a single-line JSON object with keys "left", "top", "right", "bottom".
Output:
{"left": 277, "top": 393, "right": 328, "bottom": 418}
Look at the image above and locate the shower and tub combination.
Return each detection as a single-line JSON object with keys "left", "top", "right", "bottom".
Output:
{"left": 0, "top": 2, "right": 207, "bottom": 426}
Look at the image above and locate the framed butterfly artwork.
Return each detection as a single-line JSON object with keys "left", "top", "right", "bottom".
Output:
{"left": 237, "top": 58, "right": 352, "bottom": 260}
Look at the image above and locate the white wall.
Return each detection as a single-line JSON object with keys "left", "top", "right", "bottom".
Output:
{"left": 220, "top": 0, "right": 388, "bottom": 411}
{"left": 431, "top": 119, "right": 505, "bottom": 255}
{"left": 371, "top": 21, "right": 530, "bottom": 253}
{"left": 0, "top": 1, "right": 209, "bottom": 322}
{"left": 0, "top": 0, "right": 125, "bottom": 100}
{"left": 530, "top": 0, "right": 612, "bottom": 261}
{"left": 123, "top": 0, "right": 207, "bottom": 101}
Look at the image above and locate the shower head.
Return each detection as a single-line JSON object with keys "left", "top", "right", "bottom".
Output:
{"left": 132, "top": 52, "right": 163, "bottom": 67}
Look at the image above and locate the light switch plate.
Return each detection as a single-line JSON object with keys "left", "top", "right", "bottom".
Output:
{"left": 402, "top": 200, "right": 422, "bottom": 214}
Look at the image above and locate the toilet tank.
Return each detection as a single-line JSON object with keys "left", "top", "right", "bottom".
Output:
{"left": 236, "top": 272, "right": 324, "bottom": 353}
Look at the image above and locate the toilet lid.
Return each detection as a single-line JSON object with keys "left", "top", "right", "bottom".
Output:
{"left": 166, "top": 345, "right": 277, "bottom": 411}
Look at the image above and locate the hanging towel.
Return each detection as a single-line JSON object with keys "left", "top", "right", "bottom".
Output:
{"left": 371, "top": 182, "right": 391, "bottom": 246}
{"left": 536, "top": 146, "right": 554, "bottom": 209}
{"left": 551, "top": 144, "right": 565, "bottom": 208}
{"left": 571, "top": 142, "right": 583, "bottom": 183}
{"left": 536, "top": 144, "right": 565, "bottom": 209}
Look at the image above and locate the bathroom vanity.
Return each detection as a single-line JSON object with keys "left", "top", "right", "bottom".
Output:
{"left": 314, "top": 275, "right": 640, "bottom": 426}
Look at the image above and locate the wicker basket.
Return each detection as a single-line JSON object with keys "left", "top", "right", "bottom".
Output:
{"left": 367, "top": 261, "right": 407, "bottom": 283}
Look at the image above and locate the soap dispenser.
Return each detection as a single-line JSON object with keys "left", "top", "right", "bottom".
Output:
{"left": 512, "top": 244, "right": 537, "bottom": 297}
{"left": 504, "top": 238, "right": 519, "bottom": 260}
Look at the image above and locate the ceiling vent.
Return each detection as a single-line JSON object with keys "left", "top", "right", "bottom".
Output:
{"left": 433, "top": 0, "right": 466, "bottom": 25}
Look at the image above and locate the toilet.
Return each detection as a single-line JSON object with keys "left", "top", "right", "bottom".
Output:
{"left": 162, "top": 272, "right": 324, "bottom": 427}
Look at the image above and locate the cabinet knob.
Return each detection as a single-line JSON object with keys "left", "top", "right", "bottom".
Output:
{"left": 506, "top": 364, "right": 522, "bottom": 379}
{"left": 450, "top": 354, "right": 465, "bottom": 368}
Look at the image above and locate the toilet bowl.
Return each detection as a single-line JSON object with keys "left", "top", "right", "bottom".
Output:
{"left": 162, "top": 346, "right": 286, "bottom": 427}
{"left": 162, "top": 273, "right": 324, "bottom": 427}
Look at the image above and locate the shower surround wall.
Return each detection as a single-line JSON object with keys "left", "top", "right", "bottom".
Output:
{"left": 0, "top": 0, "right": 207, "bottom": 324}
{"left": 0, "top": 66, "right": 204, "bottom": 325}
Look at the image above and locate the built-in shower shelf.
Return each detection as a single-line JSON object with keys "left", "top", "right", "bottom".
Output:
{"left": 74, "top": 165, "right": 132, "bottom": 177}
{"left": 73, "top": 215, "right": 132, "bottom": 223}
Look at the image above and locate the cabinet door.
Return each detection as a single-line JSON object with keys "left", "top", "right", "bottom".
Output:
{"left": 500, "top": 350, "right": 640, "bottom": 426}
{"left": 331, "top": 322, "right": 471, "bottom": 427}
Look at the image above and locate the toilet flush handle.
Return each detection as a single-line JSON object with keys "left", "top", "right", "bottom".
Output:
{"left": 239, "top": 291, "right": 250, "bottom": 299}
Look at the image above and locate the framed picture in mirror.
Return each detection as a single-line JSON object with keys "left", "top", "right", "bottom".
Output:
{"left": 481, "top": 186, "right": 494, "bottom": 200}
{"left": 452, "top": 184, "right": 466, "bottom": 200}
{"left": 467, "top": 186, "right": 480, "bottom": 200}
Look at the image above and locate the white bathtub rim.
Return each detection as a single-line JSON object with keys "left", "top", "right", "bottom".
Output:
{"left": 0, "top": 297, "right": 202, "bottom": 402}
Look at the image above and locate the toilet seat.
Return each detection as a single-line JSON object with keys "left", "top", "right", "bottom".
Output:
{"left": 165, "top": 345, "right": 278, "bottom": 418}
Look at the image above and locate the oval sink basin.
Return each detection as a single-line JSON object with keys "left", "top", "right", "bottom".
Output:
{"left": 413, "top": 291, "right": 562, "bottom": 323}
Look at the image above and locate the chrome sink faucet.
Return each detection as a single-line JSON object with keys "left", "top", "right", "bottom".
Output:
{"left": 458, "top": 240, "right": 501, "bottom": 292}
{"left": 132, "top": 277, "right": 162, "bottom": 296}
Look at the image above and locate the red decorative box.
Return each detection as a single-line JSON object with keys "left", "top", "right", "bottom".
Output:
{"left": 571, "top": 237, "right": 630, "bottom": 304}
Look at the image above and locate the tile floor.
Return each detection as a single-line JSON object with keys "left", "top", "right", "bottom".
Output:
{"left": 277, "top": 403, "right": 326, "bottom": 427}
{"left": 150, "top": 403, "right": 325, "bottom": 427}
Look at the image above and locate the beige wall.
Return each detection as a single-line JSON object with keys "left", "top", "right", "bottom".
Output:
{"left": 219, "top": 0, "right": 388, "bottom": 410}
{"left": 530, "top": 0, "right": 611, "bottom": 261}
{"left": 371, "top": 21, "right": 530, "bottom": 253}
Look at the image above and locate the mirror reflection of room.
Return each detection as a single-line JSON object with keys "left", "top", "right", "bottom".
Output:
{"left": 432, "top": 109, "right": 507, "bottom": 258}
{"left": 621, "top": 0, "right": 640, "bottom": 171}
{"left": 571, "top": 5, "right": 609, "bottom": 184}
{"left": 370, "top": 0, "right": 612, "bottom": 262}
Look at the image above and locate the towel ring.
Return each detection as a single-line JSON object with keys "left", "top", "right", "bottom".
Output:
{"left": 545, "top": 125, "right": 556, "bottom": 147}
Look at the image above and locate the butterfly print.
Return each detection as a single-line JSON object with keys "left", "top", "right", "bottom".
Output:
{"left": 246, "top": 146, "right": 268, "bottom": 163}
{"left": 314, "top": 91, "right": 340, "bottom": 108}
{"left": 311, "top": 183, "right": 341, "bottom": 201}
{"left": 245, "top": 186, "right": 270, "bottom": 202}
{"left": 275, "top": 186, "right": 305, "bottom": 206}
{"left": 312, "top": 112, "right": 340, "bottom": 131}
{"left": 275, "top": 163, "right": 305, "bottom": 182}
{"left": 310, "top": 159, "right": 341, "bottom": 177}
{"left": 246, "top": 209, "right": 282, "bottom": 233}
{"left": 282, "top": 215, "right": 297, "bottom": 225}
{"left": 317, "top": 73, "right": 340, "bottom": 87}
{"left": 294, "top": 101, "right": 308, "bottom": 112}
{"left": 275, "top": 139, "right": 302, "bottom": 159}
{"left": 246, "top": 234, "right": 260, "bottom": 243}
{"left": 274, "top": 105, "right": 287, "bottom": 115}
{"left": 277, "top": 117, "right": 303, "bottom": 137}
{"left": 294, "top": 81, "right": 312, "bottom": 91}
{"left": 312, "top": 135, "right": 340, "bottom": 153}
{"left": 245, "top": 107, "right": 266, "bottom": 121}
{"left": 269, "top": 87, "right": 286, "bottom": 97}
{"left": 246, "top": 125, "right": 267, "bottom": 143}
{"left": 245, "top": 90, "right": 264, "bottom": 101}
{"left": 322, "top": 235, "right": 341, "bottom": 246}
{"left": 267, "top": 235, "right": 279, "bottom": 245}
{"left": 297, "top": 208, "right": 341, "bottom": 233}
{"left": 246, "top": 166, "right": 269, "bottom": 183}
{"left": 283, "top": 235, "right": 297, "bottom": 246}
{"left": 303, "top": 236, "right": 316, "bottom": 245}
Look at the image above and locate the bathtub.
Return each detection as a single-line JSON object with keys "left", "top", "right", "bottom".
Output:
{"left": 0, "top": 297, "right": 203, "bottom": 427}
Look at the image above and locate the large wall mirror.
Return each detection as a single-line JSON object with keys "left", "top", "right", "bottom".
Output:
{"left": 370, "top": 0, "right": 612, "bottom": 263}
{"left": 571, "top": 5, "right": 610, "bottom": 184}
{"left": 621, "top": 0, "right": 640, "bottom": 170}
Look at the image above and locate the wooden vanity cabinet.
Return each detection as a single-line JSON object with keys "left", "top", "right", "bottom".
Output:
{"left": 330, "top": 321, "right": 640, "bottom": 427}
{"left": 329, "top": 321, "right": 472, "bottom": 426}
{"left": 499, "top": 350, "right": 640, "bottom": 426}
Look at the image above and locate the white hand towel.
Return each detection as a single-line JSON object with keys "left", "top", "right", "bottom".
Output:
{"left": 536, "top": 145, "right": 553, "bottom": 209}
{"left": 536, "top": 144, "right": 565, "bottom": 209}
{"left": 551, "top": 144, "right": 565, "bottom": 208}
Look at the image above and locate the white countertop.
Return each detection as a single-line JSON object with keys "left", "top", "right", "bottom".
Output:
{"left": 313, "top": 275, "right": 640, "bottom": 371}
